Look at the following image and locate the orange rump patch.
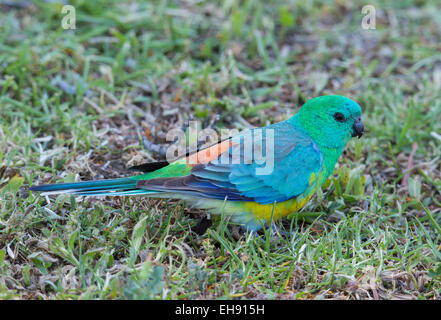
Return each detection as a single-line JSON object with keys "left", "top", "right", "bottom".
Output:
{"left": 186, "top": 140, "right": 233, "bottom": 166}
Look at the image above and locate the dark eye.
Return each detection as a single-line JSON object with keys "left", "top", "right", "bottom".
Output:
{"left": 333, "top": 112, "right": 346, "bottom": 122}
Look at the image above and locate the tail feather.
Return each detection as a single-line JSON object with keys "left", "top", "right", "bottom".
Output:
{"left": 74, "top": 188, "right": 152, "bottom": 197}
{"left": 30, "top": 177, "right": 159, "bottom": 197}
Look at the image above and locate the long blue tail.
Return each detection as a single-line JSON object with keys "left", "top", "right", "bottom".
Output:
{"left": 30, "top": 177, "right": 157, "bottom": 196}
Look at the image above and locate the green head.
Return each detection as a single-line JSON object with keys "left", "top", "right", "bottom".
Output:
{"left": 290, "top": 95, "right": 363, "bottom": 150}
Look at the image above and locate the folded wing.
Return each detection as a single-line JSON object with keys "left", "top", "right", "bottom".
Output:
{"left": 137, "top": 121, "right": 324, "bottom": 204}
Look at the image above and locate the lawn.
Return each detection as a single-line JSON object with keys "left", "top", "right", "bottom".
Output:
{"left": 0, "top": 0, "right": 440, "bottom": 299}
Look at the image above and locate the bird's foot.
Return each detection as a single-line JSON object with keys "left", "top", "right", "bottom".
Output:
{"left": 270, "top": 224, "right": 291, "bottom": 238}
{"left": 238, "top": 223, "right": 291, "bottom": 241}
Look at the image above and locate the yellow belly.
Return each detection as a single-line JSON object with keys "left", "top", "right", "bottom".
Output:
{"left": 240, "top": 194, "right": 313, "bottom": 222}
{"left": 187, "top": 191, "right": 315, "bottom": 230}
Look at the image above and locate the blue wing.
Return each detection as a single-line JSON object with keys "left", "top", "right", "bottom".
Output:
{"left": 137, "top": 121, "right": 324, "bottom": 204}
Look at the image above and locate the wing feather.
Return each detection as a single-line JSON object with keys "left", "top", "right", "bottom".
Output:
{"left": 137, "top": 121, "right": 323, "bottom": 204}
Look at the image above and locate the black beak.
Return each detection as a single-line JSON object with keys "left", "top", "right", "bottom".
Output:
{"left": 352, "top": 116, "right": 364, "bottom": 139}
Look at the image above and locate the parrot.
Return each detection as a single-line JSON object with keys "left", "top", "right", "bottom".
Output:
{"left": 30, "top": 95, "right": 364, "bottom": 231}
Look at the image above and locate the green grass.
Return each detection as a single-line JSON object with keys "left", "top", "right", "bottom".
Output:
{"left": 1, "top": 0, "right": 441, "bottom": 299}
